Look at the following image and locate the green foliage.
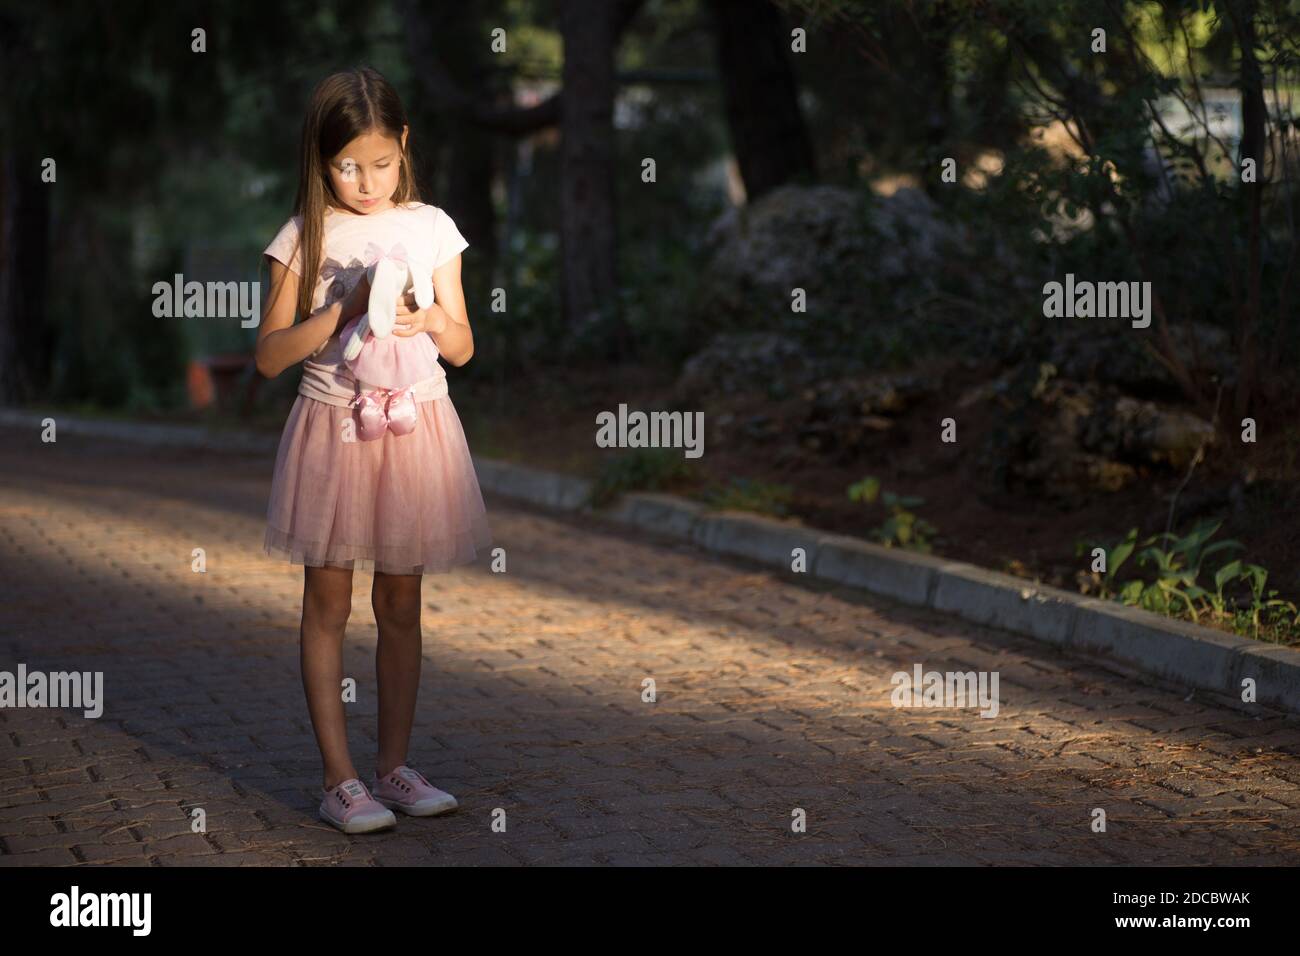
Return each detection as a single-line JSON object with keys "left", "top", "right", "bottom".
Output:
{"left": 13, "top": 0, "right": 1300, "bottom": 408}
{"left": 616, "top": 222, "right": 728, "bottom": 367}
{"left": 7, "top": 0, "right": 392, "bottom": 408}
{"left": 588, "top": 447, "right": 692, "bottom": 508}
{"left": 480, "top": 228, "right": 562, "bottom": 374}
{"left": 938, "top": 0, "right": 1300, "bottom": 376}
{"left": 1097, "top": 519, "right": 1300, "bottom": 643}
{"left": 848, "top": 476, "right": 939, "bottom": 553}
{"left": 698, "top": 477, "right": 794, "bottom": 518}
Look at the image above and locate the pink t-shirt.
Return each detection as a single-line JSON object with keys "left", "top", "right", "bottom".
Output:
{"left": 262, "top": 201, "right": 469, "bottom": 406}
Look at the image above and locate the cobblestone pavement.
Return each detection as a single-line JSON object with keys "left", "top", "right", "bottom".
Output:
{"left": 1, "top": 425, "right": 1298, "bottom": 866}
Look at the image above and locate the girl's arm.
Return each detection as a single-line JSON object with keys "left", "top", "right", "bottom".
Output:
{"left": 254, "top": 259, "right": 369, "bottom": 378}
{"left": 426, "top": 253, "right": 473, "bottom": 367}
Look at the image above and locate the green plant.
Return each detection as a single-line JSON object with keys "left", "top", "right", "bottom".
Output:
{"left": 1097, "top": 519, "right": 1300, "bottom": 644}
{"left": 848, "top": 476, "right": 938, "bottom": 553}
{"left": 587, "top": 448, "right": 692, "bottom": 508}
{"left": 1097, "top": 527, "right": 1139, "bottom": 599}
{"left": 698, "top": 477, "right": 793, "bottom": 518}
{"left": 1225, "top": 562, "right": 1300, "bottom": 642}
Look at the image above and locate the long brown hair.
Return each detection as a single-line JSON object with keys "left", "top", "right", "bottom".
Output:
{"left": 288, "top": 66, "right": 421, "bottom": 320}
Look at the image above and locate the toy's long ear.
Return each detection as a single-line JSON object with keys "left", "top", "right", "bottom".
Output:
{"left": 342, "top": 315, "right": 369, "bottom": 362}
{"left": 368, "top": 258, "right": 400, "bottom": 337}
{"left": 410, "top": 262, "right": 434, "bottom": 310}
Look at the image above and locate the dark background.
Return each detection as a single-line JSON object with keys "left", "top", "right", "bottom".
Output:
{"left": 2, "top": 0, "right": 1298, "bottom": 644}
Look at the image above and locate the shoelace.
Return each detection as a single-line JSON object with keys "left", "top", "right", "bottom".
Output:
{"left": 384, "top": 767, "right": 429, "bottom": 793}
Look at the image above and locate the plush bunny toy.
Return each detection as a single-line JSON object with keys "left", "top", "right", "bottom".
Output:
{"left": 339, "top": 242, "right": 442, "bottom": 441}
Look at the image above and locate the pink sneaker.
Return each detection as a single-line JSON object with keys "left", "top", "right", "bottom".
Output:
{"left": 319, "top": 778, "right": 397, "bottom": 834}
{"left": 372, "top": 765, "right": 459, "bottom": 816}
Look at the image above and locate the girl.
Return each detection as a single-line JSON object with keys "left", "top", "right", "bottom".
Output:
{"left": 256, "top": 66, "right": 493, "bottom": 834}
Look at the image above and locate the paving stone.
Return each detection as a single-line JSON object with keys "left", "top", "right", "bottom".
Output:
{"left": 1, "top": 427, "right": 1298, "bottom": 865}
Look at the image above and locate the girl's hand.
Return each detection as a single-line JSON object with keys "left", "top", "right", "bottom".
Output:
{"left": 393, "top": 290, "right": 447, "bottom": 335}
{"left": 336, "top": 272, "right": 372, "bottom": 333}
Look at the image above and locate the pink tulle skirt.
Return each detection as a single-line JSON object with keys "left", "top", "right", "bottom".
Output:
{"left": 264, "top": 393, "right": 493, "bottom": 575}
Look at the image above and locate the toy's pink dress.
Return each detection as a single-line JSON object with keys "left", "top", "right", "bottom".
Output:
{"left": 260, "top": 202, "right": 492, "bottom": 575}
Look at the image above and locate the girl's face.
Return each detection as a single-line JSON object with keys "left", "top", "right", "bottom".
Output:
{"left": 326, "top": 126, "right": 408, "bottom": 215}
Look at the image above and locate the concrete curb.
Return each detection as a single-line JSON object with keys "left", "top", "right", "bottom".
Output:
{"left": 7, "top": 406, "right": 1299, "bottom": 714}
{"left": 476, "top": 464, "right": 1300, "bottom": 716}
{"left": 0, "top": 408, "right": 279, "bottom": 454}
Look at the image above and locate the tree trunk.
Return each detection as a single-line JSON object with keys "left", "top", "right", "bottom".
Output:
{"left": 917, "top": 6, "right": 953, "bottom": 180}
{"left": 445, "top": 115, "right": 499, "bottom": 276}
{"left": 708, "top": 0, "right": 817, "bottom": 201}
{"left": 1227, "top": 0, "right": 1265, "bottom": 422}
{"left": 399, "top": 0, "right": 503, "bottom": 279}
{"left": 558, "top": 0, "right": 622, "bottom": 345}
{"left": 399, "top": 0, "right": 645, "bottom": 137}
{"left": 0, "top": 152, "right": 52, "bottom": 406}
{"left": 0, "top": 6, "right": 53, "bottom": 405}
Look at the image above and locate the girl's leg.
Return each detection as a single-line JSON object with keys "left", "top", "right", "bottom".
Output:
{"left": 372, "top": 570, "right": 424, "bottom": 777}
{"left": 300, "top": 564, "right": 358, "bottom": 789}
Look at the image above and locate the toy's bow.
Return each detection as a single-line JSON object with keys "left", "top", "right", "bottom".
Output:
{"left": 362, "top": 242, "right": 410, "bottom": 269}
